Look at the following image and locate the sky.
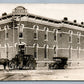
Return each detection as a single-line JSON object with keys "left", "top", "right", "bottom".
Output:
{"left": 0, "top": 4, "right": 84, "bottom": 24}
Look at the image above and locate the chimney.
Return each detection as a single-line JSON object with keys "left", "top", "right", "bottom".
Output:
{"left": 81, "top": 22, "right": 83, "bottom": 25}
{"left": 63, "top": 17, "right": 68, "bottom": 21}
{"left": 73, "top": 20, "right": 77, "bottom": 23}
{"left": 2, "top": 12, "right": 7, "bottom": 16}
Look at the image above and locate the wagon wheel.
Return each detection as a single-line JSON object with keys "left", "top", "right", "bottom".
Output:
{"left": 18, "top": 62, "right": 23, "bottom": 70}
{"left": 64, "top": 65, "right": 67, "bottom": 69}
{"left": 9, "top": 61, "right": 16, "bottom": 69}
{"left": 48, "top": 64, "right": 53, "bottom": 70}
{"left": 50, "top": 66, "right": 53, "bottom": 70}
{"left": 32, "top": 63, "right": 36, "bottom": 70}
{"left": 54, "top": 64, "right": 58, "bottom": 69}
{"left": 29, "top": 63, "right": 34, "bottom": 70}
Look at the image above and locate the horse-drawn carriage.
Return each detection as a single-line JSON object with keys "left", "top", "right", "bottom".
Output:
{"left": 0, "top": 44, "right": 37, "bottom": 70}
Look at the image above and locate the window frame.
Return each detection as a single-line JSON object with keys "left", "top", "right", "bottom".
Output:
{"left": 44, "top": 27, "right": 48, "bottom": 41}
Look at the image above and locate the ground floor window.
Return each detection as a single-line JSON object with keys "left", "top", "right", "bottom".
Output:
{"left": 34, "top": 44, "right": 38, "bottom": 59}
{"left": 44, "top": 44, "right": 48, "bottom": 59}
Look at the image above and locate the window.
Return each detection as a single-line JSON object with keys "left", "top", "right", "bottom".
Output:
{"left": 69, "top": 30, "right": 73, "bottom": 43}
{"left": 54, "top": 45, "right": 56, "bottom": 54}
{"left": 5, "top": 43, "right": 9, "bottom": 58}
{"left": 34, "top": 43, "right": 38, "bottom": 59}
{"left": 18, "top": 24, "right": 24, "bottom": 38}
{"left": 69, "top": 44, "right": 72, "bottom": 59}
{"left": 53, "top": 29, "right": 57, "bottom": 41}
{"left": 19, "top": 33, "right": 23, "bottom": 38}
{"left": 4, "top": 26, "right": 8, "bottom": 39}
{"left": 77, "top": 37, "right": 79, "bottom": 44}
{"left": 44, "top": 27, "right": 48, "bottom": 41}
{"left": 44, "top": 44, "right": 48, "bottom": 59}
{"left": 77, "top": 32, "right": 81, "bottom": 44}
{"left": 6, "top": 25, "right": 9, "bottom": 38}
{"left": 60, "top": 33, "right": 62, "bottom": 37}
{"left": 18, "top": 44, "right": 25, "bottom": 54}
{"left": 69, "top": 36, "right": 71, "bottom": 42}
{"left": 33, "top": 25, "right": 38, "bottom": 40}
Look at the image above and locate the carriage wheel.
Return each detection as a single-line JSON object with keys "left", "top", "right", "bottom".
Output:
{"left": 64, "top": 65, "right": 67, "bottom": 69}
{"left": 54, "top": 64, "right": 58, "bottom": 69}
{"left": 29, "top": 63, "right": 34, "bottom": 70}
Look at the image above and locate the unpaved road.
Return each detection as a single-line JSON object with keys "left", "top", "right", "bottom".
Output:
{"left": 0, "top": 68, "right": 84, "bottom": 81}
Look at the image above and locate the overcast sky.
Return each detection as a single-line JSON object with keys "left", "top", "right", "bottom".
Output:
{"left": 0, "top": 4, "right": 84, "bottom": 24}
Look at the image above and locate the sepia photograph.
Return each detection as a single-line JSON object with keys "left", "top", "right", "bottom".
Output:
{"left": 0, "top": 4, "right": 84, "bottom": 81}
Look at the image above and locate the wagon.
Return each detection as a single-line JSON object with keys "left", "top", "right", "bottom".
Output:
{"left": 49, "top": 57, "right": 68, "bottom": 69}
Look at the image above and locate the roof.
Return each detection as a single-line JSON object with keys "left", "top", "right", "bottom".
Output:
{"left": 0, "top": 6, "right": 84, "bottom": 30}
{"left": 14, "top": 6, "right": 26, "bottom": 10}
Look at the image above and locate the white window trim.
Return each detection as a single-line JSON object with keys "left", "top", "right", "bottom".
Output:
{"left": 14, "top": 43, "right": 17, "bottom": 47}
{"left": 7, "top": 25, "right": 10, "bottom": 29}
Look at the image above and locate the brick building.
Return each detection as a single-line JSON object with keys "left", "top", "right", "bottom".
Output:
{"left": 0, "top": 6, "right": 84, "bottom": 68}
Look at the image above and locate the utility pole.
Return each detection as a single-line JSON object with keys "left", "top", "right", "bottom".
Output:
{"left": 18, "top": 15, "right": 22, "bottom": 45}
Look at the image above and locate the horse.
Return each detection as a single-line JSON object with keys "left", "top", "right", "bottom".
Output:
{"left": 0, "top": 58, "right": 9, "bottom": 70}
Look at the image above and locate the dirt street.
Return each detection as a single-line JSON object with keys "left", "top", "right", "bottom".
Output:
{"left": 0, "top": 68, "right": 83, "bottom": 81}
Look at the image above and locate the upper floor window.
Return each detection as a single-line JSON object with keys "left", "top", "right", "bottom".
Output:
{"left": 4, "top": 25, "right": 9, "bottom": 39}
{"left": 53, "top": 29, "right": 57, "bottom": 41}
{"left": 33, "top": 25, "right": 39, "bottom": 40}
{"left": 69, "top": 44, "right": 72, "bottom": 59}
{"left": 77, "top": 32, "right": 81, "bottom": 44}
{"left": 44, "top": 27, "right": 48, "bottom": 41}
{"left": 69, "top": 30, "right": 73, "bottom": 43}
{"left": 18, "top": 24, "right": 24, "bottom": 38}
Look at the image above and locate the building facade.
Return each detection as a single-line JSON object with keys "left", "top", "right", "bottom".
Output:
{"left": 0, "top": 6, "right": 84, "bottom": 68}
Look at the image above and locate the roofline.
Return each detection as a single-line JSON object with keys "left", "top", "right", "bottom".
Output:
{"left": 0, "top": 12, "right": 84, "bottom": 28}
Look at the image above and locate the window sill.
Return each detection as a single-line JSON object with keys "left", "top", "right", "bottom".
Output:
{"left": 34, "top": 38, "right": 38, "bottom": 40}
{"left": 19, "top": 38, "right": 24, "bottom": 39}
{"left": 44, "top": 58, "right": 48, "bottom": 60}
{"left": 44, "top": 39, "right": 48, "bottom": 41}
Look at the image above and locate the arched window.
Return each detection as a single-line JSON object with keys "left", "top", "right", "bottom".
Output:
{"left": 44, "top": 44, "right": 48, "bottom": 59}
{"left": 5, "top": 43, "right": 9, "bottom": 58}
{"left": 34, "top": 43, "right": 38, "bottom": 59}
{"left": 33, "top": 25, "right": 38, "bottom": 40}
{"left": 6, "top": 25, "right": 9, "bottom": 38}
{"left": 69, "top": 30, "right": 73, "bottom": 43}
{"left": 53, "top": 29, "right": 57, "bottom": 41}
{"left": 69, "top": 44, "right": 72, "bottom": 59}
{"left": 77, "top": 32, "right": 81, "bottom": 44}
{"left": 54, "top": 45, "right": 56, "bottom": 54}
{"left": 19, "top": 24, "right": 24, "bottom": 38}
{"left": 44, "top": 27, "right": 48, "bottom": 41}
{"left": 4, "top": 26, "right": 8, "bottom": 39}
